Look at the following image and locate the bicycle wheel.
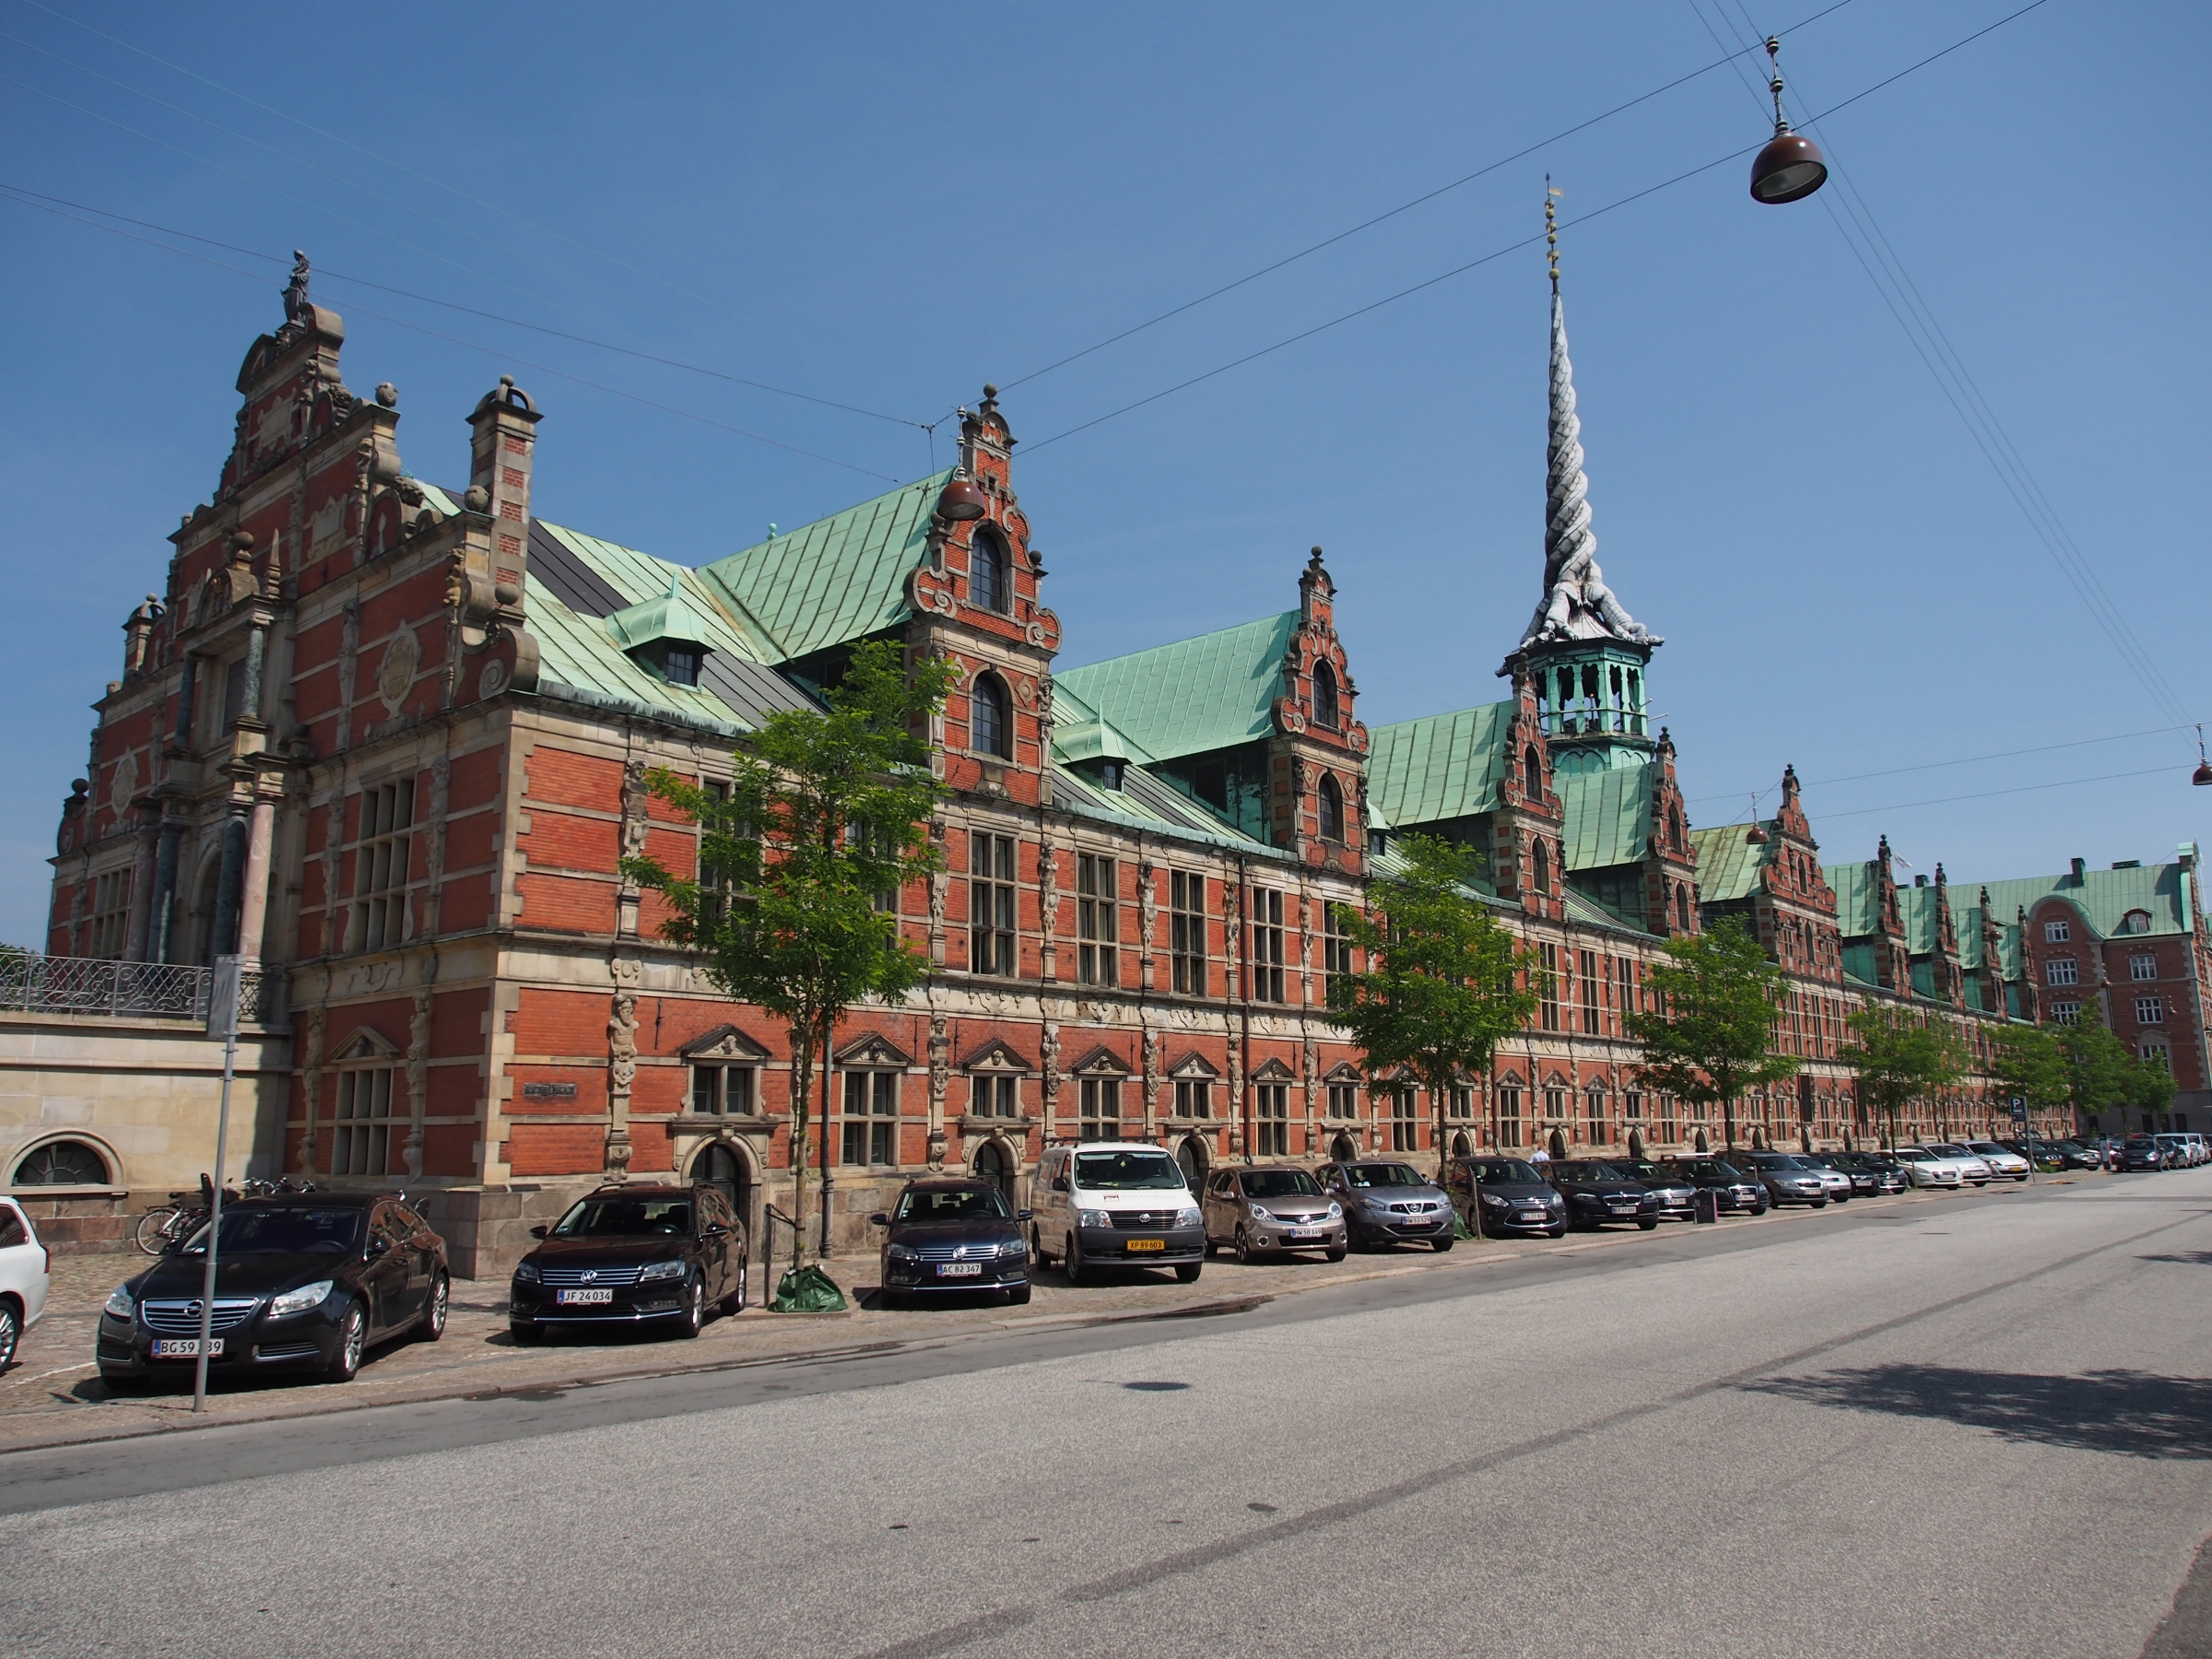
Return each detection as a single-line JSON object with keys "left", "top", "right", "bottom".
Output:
{"left": 135, "top": 1206, "right": 180, "bottom": 1255}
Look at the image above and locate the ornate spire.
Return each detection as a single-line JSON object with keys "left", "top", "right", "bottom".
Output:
{"left": 1517, "top": 187, "right": 1657, "bottom": 653}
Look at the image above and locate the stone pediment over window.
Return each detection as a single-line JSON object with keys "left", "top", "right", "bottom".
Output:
{"left": 1249, "top": 1057, "right": 1296, "bottom": 1083}
{"left": 1066, "top": 1043, "right": 1131, "bottom": 1077}
{"left": 1322, "top": 1060, "right": 1365, "bottom": 1085}
{"left": 1543, "top": 1070, "right": 1572, "bottom": 1088}
{"left": 677, "top": 1024, "right": 771, "bottom": 1063}
{"left": 335, "top": 1028, "right": 402, "bottom": 1063}
{"left": 834, "top": 1032, "right": 913, "bottom": 1069}
{"left": 1167, "top": 1052, "right": 1219, "bottom": 1080}
{"left": 960, "top": 1038, "right": 1032, "bottom": 1073}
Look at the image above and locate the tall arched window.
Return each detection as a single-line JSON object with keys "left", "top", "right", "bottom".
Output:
{"left": 1668, "top": 806, "right": 1686, "bottom": 853}
{"left": 970, "top": 526, "right": 1010, "bottom": 614}
{"left": 1312, "top": 661, "right": 1339, "bottom": 728}
{"left": 1317, "top": 773, "right": 1344, "bottom": 842}
{"left": 971, "top": 672, "right": 1011, "bottom": 759}
{"left": 1523, "top": 745, "right": 1543, "bottom": 798}
{"left": 1531, "top": 837, "right": 1550, "bottom": 895}
{"left": 1675, "top": 884, "right": 1691, "bottom": 931}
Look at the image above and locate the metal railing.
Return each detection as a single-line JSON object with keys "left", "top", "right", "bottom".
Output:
{"left": 0, "top": 950, "right": 282, "bottom": 1025}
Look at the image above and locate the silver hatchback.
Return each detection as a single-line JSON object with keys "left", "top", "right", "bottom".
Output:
{"left": 1202, "top": 1166, "right": 1347, "bottom": 1263}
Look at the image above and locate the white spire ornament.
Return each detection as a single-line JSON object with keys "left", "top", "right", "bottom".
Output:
{"left": 1519, "top": 185, "right": 1658, "bottom": 652}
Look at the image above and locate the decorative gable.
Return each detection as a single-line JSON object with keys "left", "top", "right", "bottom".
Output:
{"left": 1067, "top": 1043, "right": 1131, "bottom": 1077}
{"left": 678, "top": 1024, "right": 771, "bottom": 1063}
{"left": 1249, "top": 1056, "right": 1297, "bottom": 1083}
{"left": 834, "top": 1032, "right": 913, "bottom": 1069}
{"left": 1167, "top": 1052, "right": 1220, "bottom": 1080}
{"left": 960, "top": 1038, "right": 1032, "bottom": 1073}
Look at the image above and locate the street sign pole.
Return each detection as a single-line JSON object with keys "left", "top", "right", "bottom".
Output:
{"left": 2011, "top": 1095, "right": 2031, "bottom": 1184}
{"left": 193, "top": 956, "right": 243, "bottom": 1413}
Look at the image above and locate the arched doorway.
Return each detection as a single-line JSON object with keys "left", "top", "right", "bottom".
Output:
{"left": 1330, "top": 1133, "right": 1357, "bottom": 1162}
{"left": 974, "top": 1138, "right": 1014, "bottom": 1205}
{"left": 1450, "top": 1131, "right": 1472, "bottom": 1159}
{"left": 1547, "top": 1129, "right": 1568, "bottom": 1161}
{"left": 1694, "top": 1128, "right": 1710, "bottom": 1153}
{"left": 1175, "top": 1134, "right": 1209, "bottom": 1191}
{"left": 688, "top": 1141, "right": 756, "bottom": 1247}
{"left": 1628, "top": 1128, "right": 1646, "bottom": 1161}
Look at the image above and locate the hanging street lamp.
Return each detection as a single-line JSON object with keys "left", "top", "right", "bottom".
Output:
{"left": 1750, "top": 37, "right": 1830, "bottom": 205}
{"left": 2193, "top": 725, "right": 2212, "bottom": 787}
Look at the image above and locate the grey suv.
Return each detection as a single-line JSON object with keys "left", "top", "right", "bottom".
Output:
{"left": 1201, "top": 1166, "right": 1347, "bottom": 1263}
{"left": 1317, "top": 1160, "right": 1456, "bottom": 1252}
{"left": 1736, "top": 1151, "right": 1830, "bottom": 1208}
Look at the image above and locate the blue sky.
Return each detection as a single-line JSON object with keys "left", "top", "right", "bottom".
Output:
{"left": 1, "top": 1, "right": 2205, "bottom": 946}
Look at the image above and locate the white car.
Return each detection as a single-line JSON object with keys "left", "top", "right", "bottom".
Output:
{"left": 1890, "top": 1147, "right": 1965, "bottom": 1189}
{"left": 1927, "top": 1144, "right": 1994, "bottom": 1184}
{"left": 1965, "top": 1141, "right": 2032, "bottom": 1182}
{"left": 0, "top": 1196, "right": 51, "bottom": 1370}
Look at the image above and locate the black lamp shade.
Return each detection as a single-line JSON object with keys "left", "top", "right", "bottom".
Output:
{"left": 2193, "top": 759, "right": 2212, "bottom": 787}
{"left": 1750, "top": 131, "right": 1829, "bottom": 204}
{"left": 936, "top": 477, "right": 988, "bottom": 522}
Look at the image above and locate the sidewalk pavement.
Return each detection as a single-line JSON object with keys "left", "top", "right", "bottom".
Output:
{"left": 0, "top": 1184, "right": 2009, "bottom": 1456}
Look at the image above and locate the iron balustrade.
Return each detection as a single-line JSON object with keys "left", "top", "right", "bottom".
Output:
{"left": 0, "top": 951, "right": 282, "bottom": 1025}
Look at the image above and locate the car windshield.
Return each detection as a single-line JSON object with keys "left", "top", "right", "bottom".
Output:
{"left": 1343, "top": 1163, "right": 1424, "bottom": 1189}
{"left": 1074, "top": 1151, "right": 1185, "bottom": 1190}
{"left": 896, "top": 1187, "right": 1010, "bottom": 1223}
{"left": 1615, "top": 1162, "right": 1669, "bottom": 1182}
{"left": 1241, "top": 1170, "right": 1322, "bottom": 1199}
{"left": 553, "top": 1197, "right": 694, "bottom": 1237}
{"left": 1471, "top": 1159, "right": 1544, "bottom": 1184}
{"left": 183, "top": 1205, "right": 361, "bottom": 1255}
{"left": 1554, "top": 1161, "right": 1628, "bottom": 1182}
{"left": 1749, "top": 1155, "right": 1800, "bottom": 1169}
{"left": 1929, "top": 1145, "right": 1971, "bottom": 1155}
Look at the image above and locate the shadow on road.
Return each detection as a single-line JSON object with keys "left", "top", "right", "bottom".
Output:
{"left": 1743, "top": 1364, "right": 2212, "bottom": 1459}
{"left": 2139, "top": 1251, "right": 2212, "bottom": 1266}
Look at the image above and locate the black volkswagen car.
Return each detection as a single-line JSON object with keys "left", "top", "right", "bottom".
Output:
{"left": 1664, "top": 1157, "right": 1768, "bottom": 1215}
{"left": 509, "top": 1184, "right": 746, "bottom": 1342}
{"left": 1547, "top": 1160, "right": 1661, "bottom": 1231}
{"left": 1444, "top": 1156, "right": 1565, "bottom": 1238}
{"left": 1821, "top": 1152, "right": 1907, "bottom": 1195}
{"left": 871, "top": 1178, "right": 1032, "bottom": 1309}
{"left": 97, "top": 1193, "right": 448, "bottom": 1389}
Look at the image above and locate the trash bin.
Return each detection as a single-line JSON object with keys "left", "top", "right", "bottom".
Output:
{"left": 1692, "top": 1188, "right": 1721, "bottom": 1225}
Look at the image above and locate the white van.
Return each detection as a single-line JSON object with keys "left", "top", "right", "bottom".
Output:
{"left": 1030, "top": 1142, "right": 1204, "bottom": 1286}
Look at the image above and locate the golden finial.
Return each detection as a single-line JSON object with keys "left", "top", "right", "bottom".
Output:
{"left": 1545, "top": 176, "right": 1563, "bottom": 294}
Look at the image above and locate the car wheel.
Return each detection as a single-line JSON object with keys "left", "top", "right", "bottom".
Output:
{"left": 1637, "top": 1218, "right": 1658, "bottom": 1231}
{"left": 1234, "top": 1226, "right": 1254, "bottom": 1265}
{"left": 419, "top": 1273, "right": 450, "bottom": 1342}
{"left": 1064, "top": 1233, "right": 1084, "bottom": 1287}
{"left": 0, "top": 1302, "right": 17, "bottom": 1371}
{"left": 1174, "top": 1263, "right": 1202, "bottom": 1284}
{"left": 1433, "top": 1234, "right": 1454, "bottom": 1252}
{"left": 1811, "top": 1198, "right": 1828, "bottom": 1208}
{"left": 719, "top": 1254, "right": 747, "bottom": 1316}
{"left": 675, "top": 1277, "right": 704, "bottom": 1339}
{"left": 1751, "top": 1203, "right": 1770, "bottom": 1216}
{"left": 1030, "top": 1227, "right": 1052, "bottom": 1268}
{"left": 324, "top": 1301, "right": 365, "bottom": 1383}
{"left": 1006, "top": 1283, "right": 1031, "bottom": 1305}
{"left": 1547, "top": 1226, "right": 1566, "bottom": 1239}
{"left": 1325, "top": 1245, "right": 1347, "bottom": 1262}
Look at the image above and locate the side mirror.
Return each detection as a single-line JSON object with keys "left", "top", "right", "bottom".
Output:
{"left": 367, "top": 1234, "right": 392, "bottom": 1259}
{"left": 528, "top": 1224, "right": 550, "bottom": 1241}
{"left": 1017, "top": 1209, "right": 1033, "bottom": 1221}
{"left": 868, "top": 1212, "right": 890, "bottom": 1228}
{"left": 1051, "top": 1177, "right": 1069, "bottom": 1193}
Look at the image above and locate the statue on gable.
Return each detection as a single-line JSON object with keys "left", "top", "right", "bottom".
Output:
{"left": 282, "top": 251, "right": 312, "bottom": 326}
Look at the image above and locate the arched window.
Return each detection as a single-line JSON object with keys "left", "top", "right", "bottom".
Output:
{"left": 1675, "top": 884, "right": 1691, "bottom": 931}
{"left": 11, "top": 1137, "right": 110, "bottom": 1187}
{"left": 970, "top": 526, "right": 1010, "bottom": 614}
{"left": 1668, "top": 806, "right": 1686, "bottom": 853}
{"left": 1317, "top": 773, "right": 1345, "bottom": 842}
{"left": 2120, "top": 910, "right": 2152, "bottom": 935}
{"left": 1312, "top": 661, "right": 1339, "bottom": 729}
{"left": 1523, "top": 745, "right": 1543, "bottom": 799}
{"left": 971, "top": 672, "right": 1011, "bottom": 759}
{"left": 1531, "top": 837, "right": 1550, "bottom": 895}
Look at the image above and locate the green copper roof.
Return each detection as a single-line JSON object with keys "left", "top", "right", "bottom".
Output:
{"left": 604, "top": 570, "right": 722, "bottom": 653}
{"left": 1051, "top": 762, "right": 1281, "bottom": 856}
{"left": 1897, "top": 883, "right": 1941, "bottom": 954}
{"left": 1957, "top": 862, "right": 2195, "bottom": 941}
{"left": 1824, "top": 860, "right": 1882, "bottom": 937}
{"left": 1053, "top": 612, "right": 1297, "bottom": 766}
{"left": 698, "top": 472, "right": 948, "bottom": 665}
{"left": 1366, "top": 700, "right": 1516, "bottom": 830}
{"left": 527, "top": 572, "right": 747, "bottom": 732}
{"left": 1688, "top": 821, "right": 1771, "bottom": 904}
{"left": 1556, "top": 767, "right": 1651, "bottom": 872}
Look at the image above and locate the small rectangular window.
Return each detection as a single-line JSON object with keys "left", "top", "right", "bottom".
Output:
{"left": 2046, "top": 959, "right": 2079, "bottom": 987}
{"left": 1544, "top": 1087, "right": 1566, "bottom": 1121}
{"left": 1079, "top": 1077, "right": 1121, "bottom": 1141}
{"left": 690, "top": 1064, "right": 756, "bottom": 1116}
{"left": 967, "top": 1074, "right": 1018, "bottom": 1119}
{"left": 1389, "top": 1088, "right": 1418, "bottom": 1152}
{"left": 662, "top": 645, "right": 701, "bottom": 688}
{"left": 1586, "top": 1088, "right": 1609, "bottom": 1146}
{"left": 1447, "top": 1087, "right": 1472, "bottom": 1121}
{"left": 969, "top": 833, "right": 1018, "bottom": 976}
{"left": 841, "top": 1070, "right": 898, "bottom": 1165}
{"left": 1539, "top": 944, "right": 1560, "bottom": 1031}
{"left": 1326, "top": 1082, "right": 1359, "bottom": 1120}
{"left": 2136, "top": 995, "right": 2164, "bottom": 1025}
{"left": 2044, "top": 920, "right": 2070, "bottom": 942}
{"left": 348, "top": 779, "right": 416, "bottom": 953}
{"left": 2142, "top": 1041, "right": 2171, "bottom": 1073}
{"left": 1246, "top": 888, "right": 1285, "bottom": 1004}
{"left": 2051, "top": 1001, "right": 2081, "bottom": 1026}
{"left": 1077, "top": 853, "right": 1119, "bottom": 988}
{"left": 331, "top": 1065, "right": 400, "bottom": 1177}
{"left": 1255, "top": 1084, "right": 1288, "bottom": 1157}
{"left": 1171, "top": 871, "right": 1207, "bottom": 995}
{"left": 1323, "top": 900, "right": 1355, "bottom": 995}
{"left": 1497, "top": 1087, "right": 1524, "bottom": 1147}
{"left": 88, "top": 868, "right": 133, "bottom": 961}
{"left": 1174, "top": 1078, "right": 1211, "bottom": 1119}
{"left": 2132, "top": 953, "right": 2159, "bottom": 982}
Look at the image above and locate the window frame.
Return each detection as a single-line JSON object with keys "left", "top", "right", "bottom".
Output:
{"left": 969, "top": 832, "right": 1018, "bottom": 976}
{"left": 346, "top": 778, "right": 417, "bottom": 955}
{"left": 689, "top": 1061, "right": 759, "bottom": 1118}
{"left": 1077, "top": 852, "right": 1119, "bottom": 988}
{"left": 841, "top": 1068, "right": 900, "bottom": 1167}
{"left": 1245, "top": 886, "right": 1286, "bottom": 1004}
{"left": 970, "top": 672, "right": 1013, "bottom": 760}
{"left": 1170, "top": 871, "right": 1208, "bottom": 996}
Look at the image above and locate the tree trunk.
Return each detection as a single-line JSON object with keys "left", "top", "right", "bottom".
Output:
{"left": 788, "top": 1022, "right": 814, "bottom": 1270}
{"left": 818, "top": 1012, "right": 837, "bottom": 1261}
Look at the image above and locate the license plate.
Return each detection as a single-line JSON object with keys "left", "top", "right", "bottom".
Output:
{"left": 151, "top": 1337, "right": 222, "bottom": 1358}
{"left": 1125, "top": 1238, "right": 1166, "bottom": 1252}
{"left": 557, "top": 1288, "right": 614, "bottom": 1305}
{"left": 937, "top": 1262, "right": 982, "bottom": 1277}
{"left": 1288, "top": 1228, "right": 1323, "bottom": 1240}
{"left": 1611, "top": 1205, "right": 1636, "bottom": 1214}
{"left": 1518, "top": 1211, "right": 1545, "bottom": 1223}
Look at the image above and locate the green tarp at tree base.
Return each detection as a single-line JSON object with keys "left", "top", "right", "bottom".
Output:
{"left": 769, "top": 1265, "right": 847, "bottom": 1312}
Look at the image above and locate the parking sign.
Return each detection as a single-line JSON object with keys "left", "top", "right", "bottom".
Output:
{"left": 2009, "top": 1096, "right": 2028, "bottom": 1124}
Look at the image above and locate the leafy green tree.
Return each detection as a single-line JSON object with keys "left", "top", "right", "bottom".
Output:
{"left": 1324, "top": 834, "right": 1538, "bottom": 1171}
{"left": 626, "top": 640, "right": 957, "bottom": 1265}
{"left": 1626, "top": 916, "right": 1801, "bottom": 1151}
{"left": 1840, "top": 1004, "right": 1967, "bottom": 1150}
{"left": 2124, "top": 1040, "right": 2178, "bottom": 1126}
{"left": 1990, "top": 1024, "right": 2070, "bottom": 1135}
{"left": 2060, "top": 1017, "right": 2135, "bottom": 1136}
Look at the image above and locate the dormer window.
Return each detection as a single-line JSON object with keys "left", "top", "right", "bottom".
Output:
{"left": 1312, "top": 661, "right": 1339, "bottom": 729}
{"left": 971, "top": 525, "right": 1011, "bottom": 614}
{"left": 664, "top": 645, "right": 702, "bottom": 688}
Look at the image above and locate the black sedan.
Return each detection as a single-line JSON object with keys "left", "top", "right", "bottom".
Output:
{"left": 1547, "top": 1160, "right": 1661, "bottom": 1231}
{"left": 1444, "top": 1156, "right": 1565, "bottom": 1238}
{"left": 1662, "top": 1158, "right": 1768, "bottom": 1216}
{"left": 97, "top": 1193, "right": 447, "bottom": 1389}
{"left": 871, "top": 1178, "right": 1032, "bottom": 1309}
{"left": 1611, "top": 1159, "right": 1698, "bottom": 1221}
{"left": 1821, "top": 1152, "right": 1907, "bottom": 1195}
{"left": 2120, "top": 1135, "right": 2166, "bottom": 1171}
{"left": 510, "top": 1183, "right": 746, "bottom": 1342}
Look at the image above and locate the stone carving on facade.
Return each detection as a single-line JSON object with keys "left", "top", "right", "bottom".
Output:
{"left": 421, "top": 752, "right": 451, "bottom": 935}
{"left": 334, "top": 603, "right": 359, "bottom": 751}
{"left": 299, "top": 1004, "right": 327, "bottom": 1165}
{"left": 1037, "top": 839, "right": 1058, "bottom": 979}
{"left": 404, "top": 984, "right": 431, "bottom": 1179}
{"left": 1039, "top": 1016, "right": 1061, "bottom": 1122}
{"left": 109, "top": 749, "right": 138, "bottom": 818}
{"left": 1519, "top": 286, "right": 1659, "bottom": 651}
{"left": 616, "top": 757, "right": 649, "bottom": 938}
{"left": 606, "top": 970, "right": 640, "bottom": 1179}
{"left": 928, "top": 868, "right": 949, "bottom": 965}
{"left": 1141, "top": 1021, "right": 1162, "bottom": 1124}
{"left": 926, "top": 1011, "right": 950, "bottom": 1169}
{"left": 375, "top": 627, "right": 419, "bottom": 714}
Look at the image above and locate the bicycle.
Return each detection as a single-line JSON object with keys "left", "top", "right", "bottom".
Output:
{"left": 132, "top": 1176, "right": 320, "bottom": 1252}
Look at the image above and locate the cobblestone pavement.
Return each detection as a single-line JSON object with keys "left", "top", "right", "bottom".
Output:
{"left": 0, "top": 1181, "right": 2053, "bottom": 1453}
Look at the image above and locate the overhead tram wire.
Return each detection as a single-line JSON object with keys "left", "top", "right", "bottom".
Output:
{"left": 1684, "top": 724, "right": 2191, "bottom": 806}
{"left": 1016, "top": 0, "right": 2055, "bottom": 460}
{"left": 0, "top": 183, "right": 930, "bottom": 433}
{"left": 991, "top": 0, "right": 1864, "bottom": 403}
{"left": 1684, "top": 0, "right": 2194, "bottom": 735}
{"left": 1806, "top": 765, "right": 2174, "bottom": 824}
{"left": 0, "top": 187, "right": 905, "bottom": 486}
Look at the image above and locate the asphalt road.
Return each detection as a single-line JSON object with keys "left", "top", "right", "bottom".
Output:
{"left": 6, "top": 1171, "right": 2212, "bottom": 1659}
